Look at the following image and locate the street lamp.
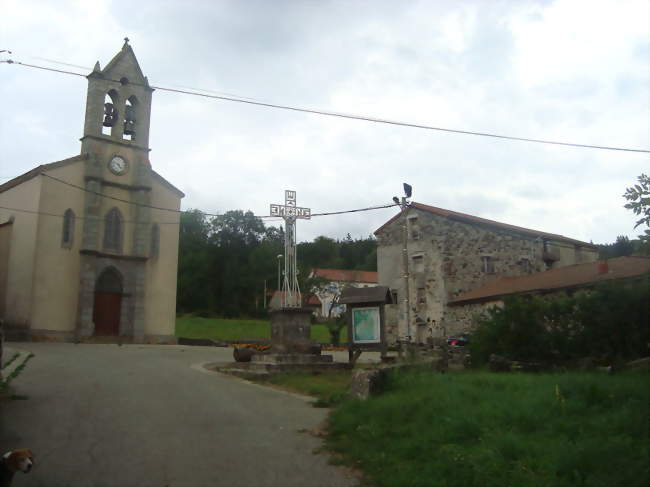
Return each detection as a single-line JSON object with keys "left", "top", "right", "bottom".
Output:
{"left": 392, "top": 183, "right": 413, "bottom": 343}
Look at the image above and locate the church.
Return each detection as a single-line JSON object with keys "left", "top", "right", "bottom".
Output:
{"left": 0, "top": 41, "right": 183, "bottom": 343}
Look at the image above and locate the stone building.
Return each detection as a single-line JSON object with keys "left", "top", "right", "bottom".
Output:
{"left": 0, "top": 41, "right": 183, "bottom": 343}
{"left": 375, "top": 202, "right": 598, "bottom": 343}
{"left": 446, "top": 256, "right": 650, "bottom": 327}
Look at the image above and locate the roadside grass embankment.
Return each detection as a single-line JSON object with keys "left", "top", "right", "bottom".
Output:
{"left": 252, "top": 371, "right": 352, "bottom": 407}
{"left": 175, "top": 315, "right": 346, "bottom": 344}
{"left": 325, "top": 369, "right": 649, "bottom": 487}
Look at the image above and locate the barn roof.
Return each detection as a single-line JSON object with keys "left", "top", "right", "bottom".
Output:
{"left": 375, "top": 202, "right": 596, "bottom": 248}
{"left": 450, "top": 256, "right": 650, "bottom": 305}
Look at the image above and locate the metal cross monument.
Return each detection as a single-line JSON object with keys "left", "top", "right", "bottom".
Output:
{"left": 270, "top": 190, "right": 311, "bottom": 308}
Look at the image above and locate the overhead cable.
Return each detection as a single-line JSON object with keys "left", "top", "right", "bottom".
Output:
{"left": 37, "top": 173, "right": 398, "bottom": 220}
{"left": 2, "top": 58, "right": 648, "bottom": 153}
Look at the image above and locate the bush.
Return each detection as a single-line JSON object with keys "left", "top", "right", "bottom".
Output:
{"left": 470, "top": 276, "right": 650, "bottom": 366}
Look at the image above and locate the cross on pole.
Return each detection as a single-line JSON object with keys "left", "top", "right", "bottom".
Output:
{"left": 270, "top": 190, "right": 311, "bottom": 308}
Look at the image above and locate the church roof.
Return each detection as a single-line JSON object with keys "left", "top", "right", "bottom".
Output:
{"left": 0, "top": 155, "right": 87, "bottom": 195}
{"left": 374, "top": 201, "right": 597, "bottom": 249}
{"left": 0, "top": 155, "right": 184, "bottom": 198}
{"left": 92, "top": 39, "right": 151, "bottom": 89}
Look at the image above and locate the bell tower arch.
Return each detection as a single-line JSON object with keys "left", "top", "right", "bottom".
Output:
{"left": 81, "top": 38, "right": 154, "bottom": 153}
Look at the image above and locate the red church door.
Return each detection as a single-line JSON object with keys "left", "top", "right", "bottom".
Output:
{"left": 93, "top": 267, "right": 123, "bottom": 336}
{"left": 93, "top": 292, "right": 122, "bottom": 335}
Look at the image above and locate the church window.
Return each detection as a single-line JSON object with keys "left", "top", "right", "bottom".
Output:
{"left": 123, "top": 96, "right": 138, "bottom": 141}
{"left": 102, "top": 90, "right": 119, "bottom": 136}
{"left": 150, "top": 224, "right": 160, "bottom": 258}
{"left": 103, "top": 208, "right": 123, "bottom": 253}
{"left": 61, "top": 209, "right": 75, "bottom": 248}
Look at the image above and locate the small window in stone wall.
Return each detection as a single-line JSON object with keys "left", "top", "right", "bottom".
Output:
{"left": 61, "top": 209, "right": 75, "bottom": 248}
{"left": 408, "top": 216, "right": 420, "bottom": 240}
{"left": 520, "top": 258, "right": 531, "bottom": 273}
{"left": 412, "top": 254, "right": 424, "bottom": 273}
{"left": 391, "top": 290, "right": 398, "bottom": 305}
{"left": 482, "top": 256, "right": 495, "bottom": 274}
{"left": 417, "top": 287, "right": 426, "bottom": 304}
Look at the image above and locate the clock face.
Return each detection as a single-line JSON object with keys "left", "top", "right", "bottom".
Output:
{"left": 109, "top": 156, "right": 127, "bottom": 175}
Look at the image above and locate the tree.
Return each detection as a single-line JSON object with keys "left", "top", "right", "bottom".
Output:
{"left": 624, "top": 173, "right": 650, "bottom": 230}
{"left": 177, "top": 210, "right": 213, "bottom": 313}
{"left": 623, "top": 174, "right": 650, "bottom": 253}
{"left": 598, "top": 235, "right": 635, "bottom": 259}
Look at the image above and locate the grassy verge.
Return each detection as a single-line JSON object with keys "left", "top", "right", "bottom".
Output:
{"left": 175, "top": 315, "right": 346, "bottom": 344}
{"left": 327, "top": 370, "right": 649, "bottom": 487}
{"left": 250, "top": 371, "right": 352, "bottom": 407}
{"left": 0, "top": 353, "right": 35, "bottom": 395}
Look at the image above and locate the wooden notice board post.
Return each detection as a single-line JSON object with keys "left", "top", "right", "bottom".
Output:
{"left": 339, "top": 286, "right": 393, "bottom": 365}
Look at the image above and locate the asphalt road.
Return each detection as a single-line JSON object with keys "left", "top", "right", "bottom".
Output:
{"left": 0, "top": 343, "right": 358, "bottom": 487}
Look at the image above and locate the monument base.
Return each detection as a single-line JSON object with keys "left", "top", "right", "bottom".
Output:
{"left": 215, "top": 307, "right": 350, "bottom": 376}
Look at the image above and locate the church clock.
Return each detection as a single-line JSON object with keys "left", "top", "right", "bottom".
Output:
{"left": 108, "top": 155, "right": 128, "bottom": 175}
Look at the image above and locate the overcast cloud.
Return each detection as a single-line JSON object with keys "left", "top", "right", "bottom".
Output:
{"left": 1, "top": 0, "right": 648, "bottom": 244}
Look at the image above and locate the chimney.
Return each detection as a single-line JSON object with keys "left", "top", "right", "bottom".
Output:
{"left": 597, "top": 260, "right": 609, "bottom": 274}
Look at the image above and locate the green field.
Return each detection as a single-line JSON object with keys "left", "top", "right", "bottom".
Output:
{"left": 327, "top": 370, "right": 649, "bottom": 487}
{"left": 175, "top": 315, "right": 346, "bottom": 344}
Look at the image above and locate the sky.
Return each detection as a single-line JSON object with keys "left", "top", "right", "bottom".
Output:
{"left": 1, "top": 0, "right": 648, "bottom": 244}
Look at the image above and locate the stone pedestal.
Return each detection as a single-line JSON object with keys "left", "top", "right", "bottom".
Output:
{"left": 270, "top": 307, "right": 313, "bottom": 354}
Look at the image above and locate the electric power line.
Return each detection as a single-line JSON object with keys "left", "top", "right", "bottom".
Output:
{"left": 0, "top": 204, "right": 180, "bottom": 225}
{"left": 2, "top": 173, "right": 396, "bottom": 223}
{"left": 3, "top": 58, "right": 649, "bottom": 153}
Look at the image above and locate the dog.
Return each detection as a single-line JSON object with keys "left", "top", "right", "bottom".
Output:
{"left": 0, "top": 449, "right": 33, "bottom": 487}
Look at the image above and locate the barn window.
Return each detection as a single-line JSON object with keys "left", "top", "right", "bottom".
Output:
{"left": 103, "top": 208, "right": 123, "bottom": 253}
{"left": 482, "top": 256, "right": 495, "bottom": 274}
{"left": 412, "top": 254, "right": 425, "bottom": 273}
{"left": 61, "top": 209, "right": 75, "bottom": 248}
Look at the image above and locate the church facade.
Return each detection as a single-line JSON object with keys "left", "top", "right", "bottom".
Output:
{"left": 0, "top": 41, "right": 183, "bottom": 343}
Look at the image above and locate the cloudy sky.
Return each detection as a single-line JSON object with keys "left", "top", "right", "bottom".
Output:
{"left": 1, "top": 0, "right": 648, "bottom": 244}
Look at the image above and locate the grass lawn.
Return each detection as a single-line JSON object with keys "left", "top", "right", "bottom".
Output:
{"left": 175, "top": 315, "right": 346, "bottom": 343}
{"left": 327, "top": 369, "right": 649, "bottom": 487}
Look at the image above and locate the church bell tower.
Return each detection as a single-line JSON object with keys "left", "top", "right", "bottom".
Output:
{"left": 76, "top": 39, "right": 156, "bottom": 341}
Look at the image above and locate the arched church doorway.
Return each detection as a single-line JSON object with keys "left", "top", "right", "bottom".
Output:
{"left": 93, "top": 267, "right": 123, "bottom": 336}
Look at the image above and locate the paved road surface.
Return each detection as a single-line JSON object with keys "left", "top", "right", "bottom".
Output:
{"left": 0, "top": 343, "right": 358, "bottom": 487}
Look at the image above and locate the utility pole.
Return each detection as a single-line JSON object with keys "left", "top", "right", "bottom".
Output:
{"left": 393, "top": 183, "right": 412, "bottom": 342}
